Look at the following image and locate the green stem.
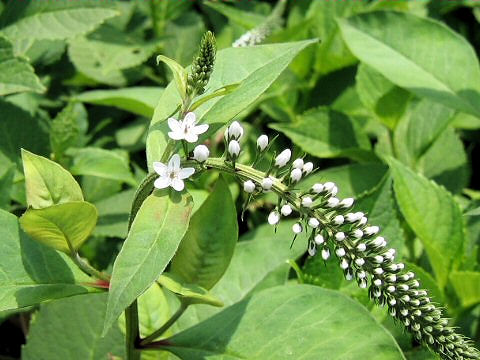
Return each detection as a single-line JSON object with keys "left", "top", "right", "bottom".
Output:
{"left": 140, "top": 302, "right": 188, "bottom": 346}
{"left": 71, "top": 253, "right": 110, "bottom": 281}
{"left": 125, "top": 301, "right": 141, "bottom": 360}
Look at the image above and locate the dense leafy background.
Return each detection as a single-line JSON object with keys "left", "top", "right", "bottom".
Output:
{"left": 1, "top": 1, "right": 480, "bottom": 359}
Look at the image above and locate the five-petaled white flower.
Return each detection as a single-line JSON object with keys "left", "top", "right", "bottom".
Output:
{"left": 168, "top": 112, "right": 209, "bottom": 143}
{"left": 153, "top": 154, "right": 195, "bottom": 191}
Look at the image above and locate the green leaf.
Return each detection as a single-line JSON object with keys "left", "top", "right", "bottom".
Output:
{"left": 49, "top": 102, "right": 84, "bottom": 160}
{"left": 19, "top": 201, "right": 98, "bottom": 253}
{"left": 21, "top": 149, "right": 83, "bottom": 209}
{"left": 0, "top": 1, "right": 118, "bottom": 52}
{"left": 22, "top": 293, "right": 125, "bottom": 360}
{"left": 75, "top": 87, "right": 163, "bottom": 117}
{"left": 0, "top": 36, "right": 44, "bottom": 95}
{"left": 103, "top": 190, "right": 194, "bottom": 335}
{"left": 162, "top": 285, "right": 405, "bottom": 359}
{"left": 270, "top": 107, "right": 373, "bottom": 161}
{"left": 388, "top": 158, "right": 464, "bottom": 288}
{"left": 69, "top": 147, "right": 137, "bottom": 186}
{"left": 338, "top": 11, "right": 480, "bottom": 117}
{"left": 156, "top": 55, "right": 188, "bottom": 101}
{"left": 147, "top": 40, "right": 317, "bottom": 170}
{"left": 0, "top": 164, "right": 15, "bottom": 209}
{"left": 204, "top": 2, "right": 266, "bottom": 29}
{"left": 171, "top": 176, "right": 237, "bottom": 290}
{"left": 158, "top": 273, "right": 223, "bottom": 307}
{"left": 450, "top": 271, "right": 480, "bottom": 308}
{"left": 0, "top": 209, "right": 92, "bottom": 312}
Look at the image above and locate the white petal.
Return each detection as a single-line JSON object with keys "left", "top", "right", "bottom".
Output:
{"left": 184, "top": 112, "right": 196, "bottom": 126}
{"left": 184, "top": 132, "right": 199, "bottom": 143}
{"left": 152, "top": 161, "right": 167, "bottom": 176}
{"left": 193, "top": 124, "right": 209, "bottom": 135}
{"left": 169, "top": 154, "right": 181, "bottom": 171}
{"left": 171, "top": 178, "right": 185, "bottom": 191}
{"left": 154, "top": 176, "right": 171, "bottom": 189}
{"left": 168, "top": 118, "right": 182, "bottom": 132}
{"left": 178, "top": 167, "right": 195, "bottom": 179}
{"left": 168, "top": 130, "right": 185, "bottom": 140}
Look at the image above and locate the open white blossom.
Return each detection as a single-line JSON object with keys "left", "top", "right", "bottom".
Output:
{"left": 168, "top": 112, "right": 209, "bottom": 143}
{"left": 153, "top": 154, "right": 195, "bottom": 192}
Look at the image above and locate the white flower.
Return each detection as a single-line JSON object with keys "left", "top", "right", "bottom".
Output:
{"left": 292, "top": 222, "right": 303, "bottom": 234}
{"left": 340, "top": 198, "right": 354, "bottom": 208}
{"left": 261, "top": 177, "right": 273, "bottom": 191}
{"left": 301, "top": 196, "right": 313, "bottom": 208}
{"left": 356, "top": 243, "right": 366, "bottom": 252}
{"left": 308, "top": 218, "right": 319, "bottom": 228}
{"left": 193, "top": 145, "right": 209, "bottom": 162}
{"left": 352, "top": 229, "right": 363, "bottom": 239}
{"left": 168, "top": 112, "right": 208, "bottom": 143}
{"left": 323, "top": 182, "right": 335, "bottom": 192}
{"left": 333, "top": 215, "right": 344, "bottom": 225}
{"left": 335, "top": 232, "right": 345, "bottom": 241}
{"left": 292, "top": 158, "right": 304, "bottom": 169}
{"left": 359, "top": 216, "right": 368, "bottom": 226}
{"left": 327, "top": 197, "right": 339, "bottom": 208}
{"left": 227, "top": 121, "right": 243, "bottom": 140}
{"left": 312, "top": 183, "right": 324, "bottom": 193}
{"left": 321, "top": 248, "right": 330, "bottom": 260}
{"left": 228, "top": 140, "right": 240, "bottom": 158}
{"left": 336, "top": 248, "right": 346, "bottom": 257}
{"left": 303, "top": 162, "right": 313, "bottom": 174}
{"left": 257, "top": 134, "right": 268, "bottom": 151}
{"left": 243, "top": 180, "right": 255, "bottom": 193}
{"left": 345, "top": 212, "right": 363, "bottom": 222}
{"left": 340, "top": 259, "right": 349, "bottom": 269}
{"left": 281, "top": 204, "right": 292, "bottom": 216}
{"left": 330, "top": 186, "right": 338, "bottom": 197}
{"left": 153, "top": 154, "right": 195, "bottom": 192}
{"left": 268, "top": 211, "right": 280, "bottom": 225}
{"left": 275, "top": 149, "right": 291, "bottom": 167}
{"left": 373, "top": 255, "right": 384, "bottom": 263}
{"left": 314, "top": 234, "right": 324, "bottom": 245}
{"left": 308, "top": 242, "right": 316, "bottom": 257}
{"left": 364, "top": 226, "right": 380, "bottom": 236}
{"left": 355, "top": 258, "right": 365, "bottom": 266}
{"left": 290, "top": 168, "right": 302, "bottom": 182}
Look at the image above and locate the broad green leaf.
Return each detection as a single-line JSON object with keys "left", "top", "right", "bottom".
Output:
{"left": 163, "top": 285, "right": 405, "bottom": 360}
{"left": 270, "top": 107, "right": 373, "bottom": 161}
{"left": 388, "top": 158, "right": 464, "bottom": 288}
{"left": 75, "top": 87, "right": 163, "bottom": 117}
{"left": 115, "top": 118, "right": 149, "bottom": 151}
{"left": 0, "top": 164, "right": 15, "bottom": 209}
{"left": 49, "top": 102, "right": 85, "bottom": 160}
{"left": 171, "top": 176, "right": 237, "bottom": 290}
{"left": 299, "top": 163, "right": 388, "bottom": 198}
{"left": 104, "top": 190, "right": 194, "bottom": 335}
{"left": 0, "top": 2, "right": 118, "bottom": 52}
{"left": 158, "top": 273, "right": 223, "bottom": 307}
{"left": 93, "top": 189, "right": 135, "bottom": 238}
{"left": 157, "top": 55, "right": 188, "bottom": 100}
{"left": 147, "top": 40, "right": 317, "bottom": 170}
{"left": 450, "top": 271, "right": 480, "bottom": 308}
{"left": 204, "top": 2, "right": 266, "bottom": 29}
{"left": 21, "top": 149, "right": 83, "bottom": 209}
{"left": 0, "top": 209, "right": 93, "bottom": 312}
{"left": 69, "top": 147, "right": 137, "bottom": 186}
{"left": 19, "top": 201, "right": 98, "bottom": 253}
{"left": 0, "top": 36, "right": 44, "bottom": 95}
{"left": 22, "top": 293, "right": 125, "bottom": 360}
{"left": 176, "top": 220, "right": 305, "bottom": 330}
{"left": 338, "top": 11, "right": 480, "bottom": 117}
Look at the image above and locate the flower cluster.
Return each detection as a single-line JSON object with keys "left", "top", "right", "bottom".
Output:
{"left": 187, "top": 31, "right": 216, "bottom": 96}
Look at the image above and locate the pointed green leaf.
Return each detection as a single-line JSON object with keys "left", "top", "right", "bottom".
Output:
{"left": 104, "top": 190, "right": 193, "bottom": 335}
{"left": 20, "top": 201, "right": 98, "bottom": 253}
{"left": 21, "top": 149, "right": 83, "bottom": 209}
{"left": 162, "top": 285, "right": 404, "bottom": 359}
{"left": 0, "top": 209, "right": 93, "bottom": 312}
{"left": 171, "top": 176, "right": 237, "bottom": 290}
{"left": 388, "top": 158, "right": 464, "bottom": 289}
{"left": 157, "top": 55, "right": 188, "bottom": 101}
{"left": 450, "top": 271, "right": 480, "bottom": 308}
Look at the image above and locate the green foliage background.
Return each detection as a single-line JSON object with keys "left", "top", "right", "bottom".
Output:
{"left": 1, "top": 0, "right": 480, "bottom": 359}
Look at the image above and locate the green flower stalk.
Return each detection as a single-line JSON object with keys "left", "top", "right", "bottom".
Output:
{"left": 187, "top": 31, "right": 216, "bottom": 97}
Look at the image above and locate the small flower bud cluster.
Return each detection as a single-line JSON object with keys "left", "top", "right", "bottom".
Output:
{"left": 187, "top": 31, "right": 216, "bottom": 96}
{"left": 226, "top": 121, "right": 243, "bottom": 161}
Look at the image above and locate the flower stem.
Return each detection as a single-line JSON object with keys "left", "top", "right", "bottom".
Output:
{"left": 140, "top": 302, "right": 188, "bottom": 346}
{"left": 125, "top": 300, "right": 141, "bottom": 360}
{"left": 71, "top": 251, "right": 110, "bottom": 282}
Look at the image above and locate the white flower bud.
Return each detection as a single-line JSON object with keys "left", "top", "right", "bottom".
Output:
{"left": 359, "top": 216, "right": 368, "bottom": 226}
{"left": 243, "top": 180, "right": 255, "bottom": 193}
{"left": 355, "top": 258, "right": 365, "bottom": 266}
{"left": 327, "top": 197, "right": 339, "bottom": 208}
{"left": 373, "top": 255, "right": 384, "bottom": 263}
{"left": 290, "top": 168, "right": 302, "bottom": 182}
{"left": 312, "top": 183, "right": 324, "bottom": 193}
{"left": 228, "top": 140, "right": 240, "bottom": 157}
{"left": 345, "top": 271, "right": 353, "bottom": 281}
{"left": 373, "top": 267, "right": 384, "bottom": 275}
{"left": 340, "top": 258, "right": 349, "bottom": 269}
{"left": 359, "top": 279, "right": 367, "bottom": 289}
{"left": 323, "top": 182, "right": 335, "bottom": 192}
{"left": 302, "top": 162, "right": 313, "bottom": 174}
{"left": 228, "top": 121, "right": 243, "bottom": 140}
{"left": 308, "top": 218, "right": 320, "bottom": 228}
{"left": 387, "top": 285, "right": 396, "bottom": 293}
{"left": 346, "top": 212, "right": 363, "bottom": 222}
{"left": 373, "top": 279, "right": 382, "bottom": 286}
{"left": 330, "top": 186, "right": 338, "bottom": 197}
{"left": 292, "top": 158, "right": 304, "bottom": 169}
{"left": 314, "top": 234, "right": 324, "bottom": 245}
{"left": 193, "top": 145, "right": 209, "bottom": 162}
{"left": 321, "top": 248, "right": 330, "bottom": 260}
{"left": 333, "top": 215, "right": 344, "bottom": 225}
{"left": 356, "top": 243, "right": 366, "bottom": 252}
{"left": 389, "top": 298, "right": 397, "bottom": 306}
{"left": 268, "top": 211, "right": 280, "bottom": 225}
{"left": 340, "top": 198, "right": 354, "bottom": 208}
{"left": 261, "top": 177, "right": 273, "bottom": 191}
{"left": 364, "top": 226, "right": 380, "bottom": 236}
{"left": 301, "top": 197, "right": 313, "bottom": 208}
{"left": 280, "top": 204, "right": 292, "bottom": 216}
{"left": 358, "top": 271, "right": 366, "bottom": 279}
{"left": 335, "top": 232, "right": 345, "bottom": 241}
{"left": 292, "top": 222, "right": 303, "bottom": 234}
{"left": 308, "top": 243, "right": 316, "bottom": 257}
{"left": 335, "top": 248, "right": 346, "bottom": 257}
{"left": 397, "top": 263, "right": 405, "bottom": 270}
{"left": 352, "top": 229, "right": 363, "bottom": 239}
{"left": 386, "top": 274, "right": 396, "bottom": 283}
{"left": 275, "top": 149, "right": 291, "bottom": 167}
{"left": 256, "top": 134, "right": 268, "bottom": 151}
